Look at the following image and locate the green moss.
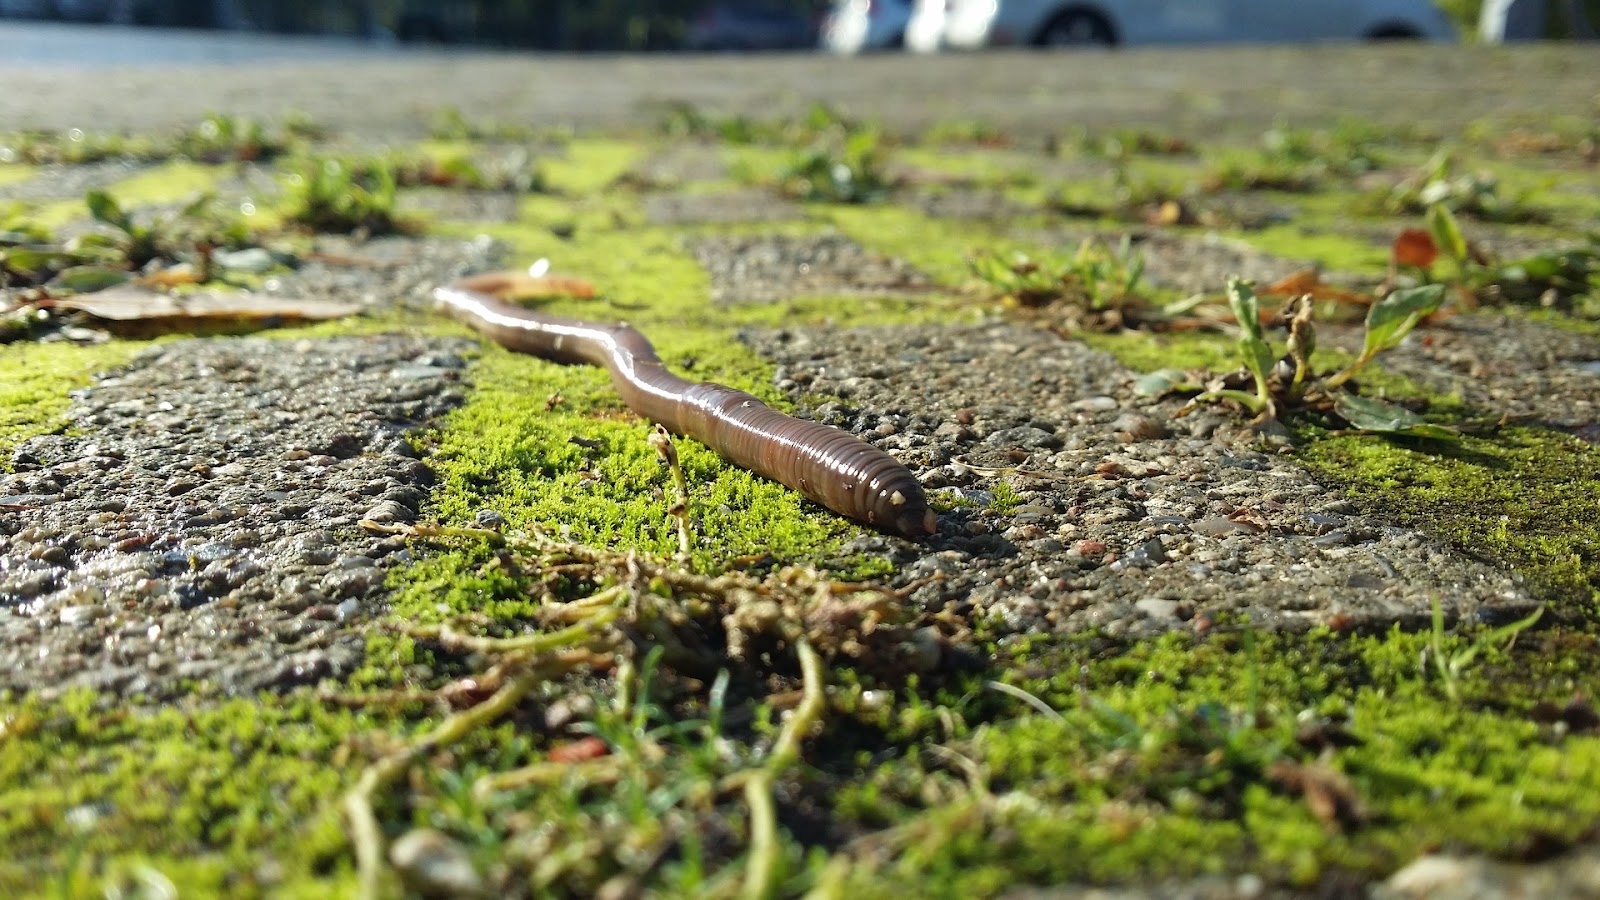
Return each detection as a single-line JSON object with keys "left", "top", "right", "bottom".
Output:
{"left": 0, "top": 341, "right": 145, "bottom": 466}
{"left": 831, "top": 626, "right": 1600, "bottom": 895}
{"left": 825, "top": 205, "right": 1026, "bottom": 287}
{"left": 0, "top": 165, "right": 36, "bottom": 188}
{"left": 1080, "top": 329, "right": 1241, "bottom": 373}
{"left": 102, "top": 160, "right": 230, "bottom": 206}
{"left": 1299, "top": 426, "right": 1600, "bottom": 604}
{"left": 543, "top": 138, "right": 643, "bottom": 196}
{"left": 0, "top": 691, "right": 368, "bottom": 898}
{"left": 408, "top": 343, "right": 849, "bottom": 571}
{"left": 1228, "top": 222, "right": 1391, "bottom": 272}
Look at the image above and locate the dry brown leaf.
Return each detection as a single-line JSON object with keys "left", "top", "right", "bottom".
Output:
{"left": 1392, "top": 228, "right": 1439, "bottom": 269}
{"left": 1267, "top": 759, "right": 1368, "bottom": 832}
{"left": 1260, "top": 268, "right": 1371, "bottom": 308}
{"left": 47, "top": 285, "right": 361, "bottom": 329}
{"left": 138, "top": 264, "right": 205, "bottom": 289}
{"left": 454, "top": 269, "right": 597, "bottom": 301}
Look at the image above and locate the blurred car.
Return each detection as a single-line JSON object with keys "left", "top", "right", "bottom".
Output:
{"left": 942, "top": 0, "right": 1456, "bottom": 49}
{"left": 54, "top": 0, "right": 116, "bottom": 20}
{"left": 1480, "top": 0, "right": 1598, "bottom": 41}
{"left": 822, "top": 0, "right": 913, "bottom": 53}
{"left": 686, "top": 1, "right": 816, "bottom": 50}
{"left": 905, "top": 0, "right": 950, "bottom": 51}
{"left": 0, "top": 0, "right": 55, "bottom": 17}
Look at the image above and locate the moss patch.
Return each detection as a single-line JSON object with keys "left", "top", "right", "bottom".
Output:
{"left": 0, "top": 691, "right": 369, "bottom": 898}
{"left": 101, "top": 160, "right": 229, "bottom": 206}
{"left": 830, "top": 626, "right": 1600, "bottom": 894}
{"left": 0, "top": 341, "right": 144, "bottom": 467}
{"left": 0, "top": 165, "right": 37, "bottom": 188}
{"left": 1299, "top": 426, "right": 1600, "bottom": 607}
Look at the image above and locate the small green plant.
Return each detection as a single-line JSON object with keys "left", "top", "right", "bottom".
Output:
{"left": 82, "top": 188, "right": 256, "bottom": 274}
{"left": 428, "top": 105, "right": 545, "bottom": 142}
{"left": 360, "top": 149, "right": 548, "bottom": 194}
{"left": 171, "top": 113, "right": 287, "bottom": 164}
{"left": 1395, "top": 203, "right": 1600, "bottom": 314}
{"left": 85, "top": 189, "right": 206, "bottom": 269}
{"left": 1152, "top": 277, "right": 1452, "bottom": 435}
{"left": 1378, "top": 148, "right": 1546, "bottom": 223}
{"left": 1201, "top": 155, "right": 1324, "bottom": 193}
{"left": 1424, "top": 598, "right": 1545, "bottom": 703}
{"left": 968, "top": 235, "right": 1147, "bottom": 315}
{"left": 1260, "top": 121, "right": 1384, "bottom": 175}
{"left": 0, "top": 128, "right": 159, "bottom": 166}
{"left": 922, "top": 119, "right": 1013, "bottom": 148}
{"left": 662, "top": 101, "right": 871, "bottom": 150}
{"left": 281, "top": 157, "right": 408, "bottom": 235}
{"left": 1064, "top": 127, "right": 1193, "bottom": 159}
{"left": 778, "top": 127, "right": 890, "bottom": 204}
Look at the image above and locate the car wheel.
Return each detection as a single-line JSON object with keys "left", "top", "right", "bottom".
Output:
{"left": 1036, "top": 10, "right": 1114, "bottom": 47}
{"left": 1366, "top": 24, "right": 1422, "bottom": 40}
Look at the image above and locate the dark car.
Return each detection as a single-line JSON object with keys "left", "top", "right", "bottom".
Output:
{"left": 686, "top": 1, "right": 817, "bottom": 50}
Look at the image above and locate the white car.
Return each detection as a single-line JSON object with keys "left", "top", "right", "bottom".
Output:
{"left": 942, "top": 0, "right": 1456, "bottom": 48}
{"left": 906, "top": 0, "right": 950, "bottom": 51}
{"left": 822, "top": 0, "right": 914, "bottom": 53}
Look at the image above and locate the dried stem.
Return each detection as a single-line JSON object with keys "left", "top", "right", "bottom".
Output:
{"left": 342, "top": 656, "right": 578, "bottom": 900}
{"left": 736, "top": 638, "right": 826, "bottom": 900}
{"left": 649, "top": 423, "right": 695, "bottom": 566}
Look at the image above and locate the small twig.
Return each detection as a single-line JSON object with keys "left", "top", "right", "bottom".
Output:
{"left": 342, "top": 657, "right": 571, "bottom": 900}
{"left": 473, "top": 754, "right": 630, "bottom": 799}
{"left": 734, "top": 638, "right": 826, "bottom": 900}
{"left": 648, "top": 424, "right": 694, "bottom": 567}
{"left": 400, "top": 606, "right": 622, "bottom": 655}
{"left": 984, "top": 679, "right": 1065, "bottom": 722}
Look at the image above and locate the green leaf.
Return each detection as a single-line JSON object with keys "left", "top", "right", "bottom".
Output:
{"left": 1361, "top": 283, "right": 1447, "bottom": 358}
{"left": 1238, "top": 335, "right": 1276, "bottom": 387}
{"left": 1133, "top": 369, "right": 1198, "bottom": 398}
{"left": 1333, "top": 393, "right": 1457, "bottom": 439}
{"left": 1225, "top": 276, "right": 1263, "bottom": 341}
{"left": 2, "top": 246, "right": 86, "bottom": 276}
{"left": 50, "top": 265, "right": 132, "bottom": 293}
{"left": 85, "top": 189, "right": 132, "bottom": 233}
{"left": 178, "top": 191, "right": 216, "bottom": 222}
{"left": 1426, "top": 203, "right": 1468, "bottom": 264}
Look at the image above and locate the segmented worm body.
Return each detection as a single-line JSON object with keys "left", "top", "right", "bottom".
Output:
{"left": 436, "top": 274, "right": 938, "bottom": 538}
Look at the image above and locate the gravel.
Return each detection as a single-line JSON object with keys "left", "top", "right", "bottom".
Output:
{"left": 0, "top": 334, "right": 473, "bottom": 699}
{"left": 1372, "top": 314, "right": 1600, "bottom": 429}
{"left": 744, "top": 321, "right": 1537, "bottom": 638}
{"left": 690, "top": 233, "right": 932, "bottom": 305}
{"left": 645, "top": 189, "right": 805, "bottom": 226}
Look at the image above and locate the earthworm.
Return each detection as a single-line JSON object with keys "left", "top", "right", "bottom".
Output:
{"left": 435, "top": 273, "right": 938, "bottom": 538}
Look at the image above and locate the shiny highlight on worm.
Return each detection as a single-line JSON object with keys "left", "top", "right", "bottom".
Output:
{"left": 436, "top": 273, "right": 938, "bottom": 538}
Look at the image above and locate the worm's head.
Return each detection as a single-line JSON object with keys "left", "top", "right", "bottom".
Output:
{"left": 882, "top": 486, "right": 939, "bottom": 539}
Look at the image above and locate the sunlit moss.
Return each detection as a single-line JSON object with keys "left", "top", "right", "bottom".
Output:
{"left": 0, "top": 341, "right": 145, "bottom": 467}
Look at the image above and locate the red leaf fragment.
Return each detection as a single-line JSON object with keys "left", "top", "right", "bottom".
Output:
{"left": 1392, "top": 229, "right": 1439, "bottom": 269}
{"left": 548, "top": 736, "right": 610, "bottom": 764}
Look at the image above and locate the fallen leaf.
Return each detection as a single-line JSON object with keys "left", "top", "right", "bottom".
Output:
{"left": 138, "top": 263, "right": 204, "bottom": 288}
{"left": 455, "top": 269, "right": 597, "bottom": 301}
{"left": 1267, "top": 759, "right": 1368, "bottom": 832}
{"left": 548, "top": 736, "right": 610, "bottom": 764}
{"left": 1146, "top": 199, "right": 1189, "bottom": 227}
{"left": 1333, "top": 393, "right": 1458, "bottom": 440}
{"left": 46, "top": 285, "right": 361, "bottom": 332}
{"left": 1259, "top": 268, "right": 1371, "bottom": 307}
{"left": 1392, "top": 228, "right": 1439, "bottom": 269}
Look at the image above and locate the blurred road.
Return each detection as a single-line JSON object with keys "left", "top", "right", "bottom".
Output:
{"left": 0, "top": 22, "right": 1596, "bottom": 139}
